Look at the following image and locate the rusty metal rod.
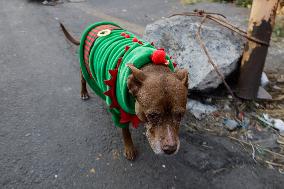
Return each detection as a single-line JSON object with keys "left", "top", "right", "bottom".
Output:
{"left": 236, "top": 0, "right": 280, "bottom": 99}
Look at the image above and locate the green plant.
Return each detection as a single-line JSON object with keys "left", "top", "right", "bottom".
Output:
{"left": 273, "top": 17, "right": 284, "bottom": 38}
{"left": 235, "top": 0, "right": 252, "bottom": 7}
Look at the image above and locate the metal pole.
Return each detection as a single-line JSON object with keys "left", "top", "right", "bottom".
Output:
{"left": 236, "top": 0, "right": 280, "bottom": 99}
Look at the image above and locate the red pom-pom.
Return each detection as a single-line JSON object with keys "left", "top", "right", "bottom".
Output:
{"left": 132, "top": 37, "right": 138, "bottom": 42}
{"left": 151, "top": 42, "right": 155, "bottom": 46}
{"left": 120, "top": 32, "right": 126, "bottom": 36}
{"left": 125, "top": 34, "right": 130, "bottom": 38}
{"left": 151, "top": 50, "right": 167, "bottom": 65}
{"left": 138, "top": 41, "right": 143, "bottom": 45}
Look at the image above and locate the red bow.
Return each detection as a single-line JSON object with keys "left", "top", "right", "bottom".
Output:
{"left": 120, "top": 109, "right": 140, "bottom": 128}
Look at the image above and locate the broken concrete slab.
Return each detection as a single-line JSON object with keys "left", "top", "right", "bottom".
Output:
{"left": 186, "top": 100, "right": 217, "bottom": 120}
{"left": 144, "top": 16, "right": 245, "bottom": 91}
{"left": 261, "top": 72, "right": 269, "bottom": 87}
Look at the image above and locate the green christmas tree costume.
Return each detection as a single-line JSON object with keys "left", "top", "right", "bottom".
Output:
{"left": 79, "top": 21, "right": 175, "bottom": 128}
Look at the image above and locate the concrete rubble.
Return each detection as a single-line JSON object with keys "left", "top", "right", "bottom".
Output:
{"left": 186, "top": 100, "right": 217, "bottom": 120}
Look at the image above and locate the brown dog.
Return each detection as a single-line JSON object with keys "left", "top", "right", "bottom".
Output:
{"left": 60, "top": 23, "right": 188, "bottom": 160}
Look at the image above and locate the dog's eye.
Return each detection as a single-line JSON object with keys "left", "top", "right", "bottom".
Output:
{"left": 147, "top": 113, "right": 160, "bottom": 123}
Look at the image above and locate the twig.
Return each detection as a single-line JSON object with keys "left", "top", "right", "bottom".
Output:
{"left": 228, "top": 136, "right": 284, "bottom": 159}
{"left": 207, "top": 15, "right": 269, "bottom": 46}
{"left": 195, "top": 15, "right": 240, "bottom": 114}
{"left": 169, "top": 10, "right": 269, "bottom": 46}
{"left": 250, "top": 141, "right": 257, "bottom": 162}
{"left": 170, "top": 10, "right": 227, "bottom": 19}
{"left": 265, "top": 160, "right": 284, "bottom": 168}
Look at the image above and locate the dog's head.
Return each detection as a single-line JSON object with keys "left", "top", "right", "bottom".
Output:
{"left": 127, "top": 64, "right": 188, "bottom": 155}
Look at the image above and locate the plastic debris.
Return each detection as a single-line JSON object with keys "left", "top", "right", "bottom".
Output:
{"left": 238, "top": 112, "right": 250, "bottom": 129}
{"left": 223, "top": 118, "right": 239, "bottom": 131}
{"left": 259, "top": 114, "right": 284, "bottom": 132}
{"left": 222, "top": 112, "right": 250, "bottom": 131}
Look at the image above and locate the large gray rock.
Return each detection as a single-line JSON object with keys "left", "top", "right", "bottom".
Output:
{"left": 143, "top": 16, "right": 245, "bottom": 91}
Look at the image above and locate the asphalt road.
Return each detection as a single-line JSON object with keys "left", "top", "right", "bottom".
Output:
{"left": 1, "top": 0, "right": 284, "bottom": 188}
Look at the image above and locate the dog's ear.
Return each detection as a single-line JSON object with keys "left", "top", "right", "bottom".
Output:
{"left": 127, "top": 64, "right": 146, "bottom": 96}
{"left": 175, "top": 68, "right": 189, "bottom": 88}
{"left": 127, "top": 64, "right": 146, "bottom": 82}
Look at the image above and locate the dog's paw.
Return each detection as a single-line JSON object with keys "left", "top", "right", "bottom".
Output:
{"left": 124, "top": 146, "right": 137, "bottom": 161}
{"left": 81, "top": 92, "right": 89, "bottom": 100}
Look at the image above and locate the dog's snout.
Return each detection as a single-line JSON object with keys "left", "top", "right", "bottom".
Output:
{"left": 162, "top": 145, "right": 177, "bottom": 155}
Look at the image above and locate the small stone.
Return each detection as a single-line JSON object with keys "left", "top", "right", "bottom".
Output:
{"left": 67, "top": 0, "right": 86, "bottom": 2}
{"left": 223, "top": 103, "right": 231, "bottom": 111}
{"left": 205, "top": 98, "right": 212, "bottom": 103}
{"left": 162, "top": 164, "right": 166, "bottom": 168}
{"left": 246, "top": 130, "right": 254, "bottom": 140}
{"left": 277, "top": 75, "right": 284, "bottom": 83}
{"left": 25, "top": 133, "right": 31, "bottom": 137}
{"left": 186, "top": 100, "right": 217, "bottom": 120}
{"left": 272, "top": 85, "right": 281, "bottom": 91}
{"left": 54, "top": 174, "right": 58, "bottom": 178}
{"left": 90, "top": 168, "right": 96, "bottom": 174}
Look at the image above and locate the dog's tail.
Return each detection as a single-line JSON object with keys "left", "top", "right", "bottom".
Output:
{"left": 60, "top": 22, "right": 80, "bottom": 46}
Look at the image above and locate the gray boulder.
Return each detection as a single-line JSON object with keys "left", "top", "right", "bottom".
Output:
{"left": 143, "top": 16, "right": 245, "bottom": 91}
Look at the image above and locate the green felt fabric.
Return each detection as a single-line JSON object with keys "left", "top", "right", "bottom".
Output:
{"left": 79, "top": 21, "right": 174, "bottom": 128}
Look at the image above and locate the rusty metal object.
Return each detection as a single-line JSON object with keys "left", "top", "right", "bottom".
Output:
{"left": 236, "top": 0, "right": 280, "bottom": 100}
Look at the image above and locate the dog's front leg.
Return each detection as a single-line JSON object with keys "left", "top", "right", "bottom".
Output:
{"left": 122, "top": 127, "right": 137, "bottom": 160}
